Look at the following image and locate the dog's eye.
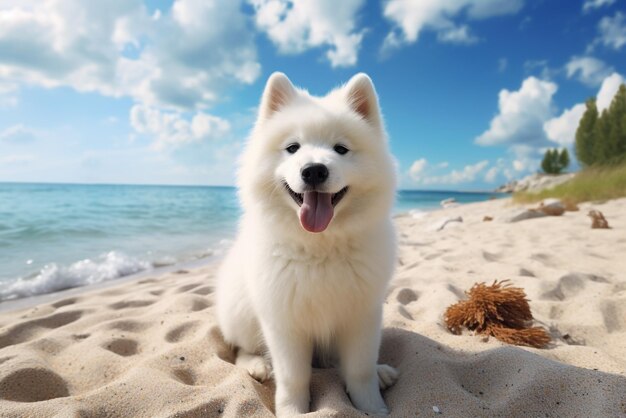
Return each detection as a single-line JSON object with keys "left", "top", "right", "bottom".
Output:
{"left": 285, "top": 143, "right": 300, "bottom": 154}
{"left": 334, "top": 145, "right": 349, "bottom": 155}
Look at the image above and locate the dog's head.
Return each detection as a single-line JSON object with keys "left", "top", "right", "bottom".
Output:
{"left": 239, "top": 72, "right": 396, "bottom": 234}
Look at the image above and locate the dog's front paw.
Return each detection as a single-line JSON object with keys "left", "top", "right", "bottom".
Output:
{"left": 377, "top": 364, "right": 398, "bottom": 389}
{"left": 275, "top": 389, "right": 310, "bottom": 417}
{"left": 352, "top": 395, "right": 389, "bottom": 416}
{"left": 276, "top": 404, "right": 308, "bottom": 418}
{"left": 348, "top": 375, "right": 390, "bottom": 416}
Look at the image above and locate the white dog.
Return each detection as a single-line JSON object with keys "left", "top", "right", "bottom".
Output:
{"left": 216, "top": 72, "right": 398, "bottom": 416}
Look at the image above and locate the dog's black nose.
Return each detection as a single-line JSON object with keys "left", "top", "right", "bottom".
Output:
{"left": 301, "top": 163, "right": 329, "bottom": 186}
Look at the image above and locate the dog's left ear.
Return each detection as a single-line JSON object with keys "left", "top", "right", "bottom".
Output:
{"left": 345, "top": 73, "right": 381, "bottom": 127}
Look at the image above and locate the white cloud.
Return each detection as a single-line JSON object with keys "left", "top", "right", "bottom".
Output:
{"left": 0, "top": 154, "right": 35, "bottom": 165}
{"left": 565, "top": 56, "right": 613, "bottom": 87}
{"left": 510, "top": 144, "right": 541, "bottom": 173}
{"left": 493, "top": 157, "right": 515, "bottom": 180}
{"left": 583, "top": 0, "right": 616, "bottom": 12}
{"left": 0, "top": 124, "right": 38, "bottom": 142}
{"left": 407, "top": 159, "right": 457, "bottom": 184}
{"left": 543, "top": 103, "right": 586, "bottom": 146}
{"left": 484, "top": 166, "right": 498, "bottom": 183}
{"left": 476, "top": 139, "right": 544, "bottom": 179}
{"left": 437, "top": 25, "right": 479, "bottom": 44}
{"left": 475, "top": 77, "right": 557, "bottom": 146}
{"left": 422, "top": 160, "right": 489, "bottom": 185}
{"left": 130, "top": 105, "right": 231, "bottom": 150}
{"left": 0, "top": 81, "right": 18, "bottom": 107}
{"left": 249, "top": 0, "right": 366, "bottom": 67}
{"left": 409, "top": 158, "right": 428, "bottom": 180}
{"left": 596, "top": 12, "right": 626, "bottom": 50}
{"left": 512, "top": 160, "right": 526, "bottom": 171}
{"left": 0, "top": 0, "right": 261, "bottom": 110}
{"left": 597, "top": 72, "right": 625, "bottom": 112}
{"left": 382, "top": 0, "right": 523, "bottom": 50}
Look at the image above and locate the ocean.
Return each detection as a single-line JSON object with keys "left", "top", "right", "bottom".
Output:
{"left": 0, "top": 183, "right": 500, "bottom": 302}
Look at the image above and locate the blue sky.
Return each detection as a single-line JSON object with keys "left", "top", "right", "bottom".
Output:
{"left": 0, "top": 0, "right": 624, "bottom": 190}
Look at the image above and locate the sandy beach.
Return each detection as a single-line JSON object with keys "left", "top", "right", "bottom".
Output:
{"left": 0, "top": 197, "right": 625, "bottom": 417}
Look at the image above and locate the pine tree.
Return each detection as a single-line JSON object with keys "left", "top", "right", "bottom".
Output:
{"left": 620, "top": 110, "right": 626, "bottom": 160}
{"left": 575, "top": 83, "right": 626, "bottom": 167}
{"left": 550, "top": 149, "right": 559, "bottom": 173}
{"left": 593, "top": 110, "right": 611, "bottom": 164}
{"left": 620, "top": 107, "right": 626, "bottom": 157}
{"left": 575, "top": 98, "right": 598, "bottom": 166}
{"left": 542, "top": 148, "right": 570, "bottom": 174}
{"left": 604, "top": 84, "right": 626, "bottom": 162}
{"left": 610, "top": 84, "right": 626, "bottom": 158}
{"left": 541, "top": 149, "right": 553, "bottom": 174}
{"left": 558, "top": 148, "right": 570, "bottom": 172}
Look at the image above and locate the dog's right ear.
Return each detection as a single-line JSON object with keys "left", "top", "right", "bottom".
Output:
{"left": 259, "top": 72, "right": 297, "bottom": 121}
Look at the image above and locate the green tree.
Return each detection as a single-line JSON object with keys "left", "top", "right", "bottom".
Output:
{"left": 542, "top": 148, "right": 570, "bottom": 174}
{"left": 558, "top": 148, "right": 570, "bottom": 171}
{"left": 580, "top": 84, "right": 626, "bottom": 166}
{"left": 575, "top": 98, "right": 598, "bottom": 167}
{"left": 550, "top": 149, "right": 559, "bottom": 172}
{"left": 593, "top": 110, "right": 611, "bottom": 164}
{"left": 606, "top": 84, "right": 626, "bottom": 159}
{"left": 541, "top": 149, "right": 553, "bottom": 174}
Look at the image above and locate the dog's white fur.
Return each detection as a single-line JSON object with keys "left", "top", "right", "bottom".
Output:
{"left": 216, "top": 72, "right": 398, "bottom": 416}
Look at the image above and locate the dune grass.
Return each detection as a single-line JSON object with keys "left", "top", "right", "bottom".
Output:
{"left": 513, "top": 161, "right": 626, "bottom": 204}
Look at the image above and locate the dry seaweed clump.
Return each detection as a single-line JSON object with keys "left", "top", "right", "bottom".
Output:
{"left": 444, "top": 280, "right": 551, "bottom": 348}
{"left": 588, "top": 210, "right": 610, "bottom": 229}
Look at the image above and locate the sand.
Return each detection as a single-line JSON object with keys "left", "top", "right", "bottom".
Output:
{"left": 0, "top": 197, "right": 625, "bottom": 417}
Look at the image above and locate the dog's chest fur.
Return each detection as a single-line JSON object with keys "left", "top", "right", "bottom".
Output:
{"left": 247, "top": 230, "right": 391, "bottom": 339}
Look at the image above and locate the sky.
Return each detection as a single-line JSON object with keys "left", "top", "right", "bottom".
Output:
{"left": 0, "top": 0, "right": 625, "bottom": 190}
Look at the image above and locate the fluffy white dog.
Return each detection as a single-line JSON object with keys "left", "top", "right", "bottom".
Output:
{"left": 216, "top": 72, "right": 398, "bottom": 416}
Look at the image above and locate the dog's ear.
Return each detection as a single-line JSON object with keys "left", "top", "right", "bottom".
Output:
{"left": 345, "top": 73, "right": 381, "bottom": 127}
{"left": 259, "top": 72, "right": 297, "bottom": 121}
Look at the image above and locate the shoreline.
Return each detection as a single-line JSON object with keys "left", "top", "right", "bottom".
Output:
{"left": 0, "top": 196, "right": 473, "bottom": 314}
{"left": 0, "top": 253, "right": 224, "bottom": 314}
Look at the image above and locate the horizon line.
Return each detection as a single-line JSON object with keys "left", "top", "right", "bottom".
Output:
{"left": 0, "top": 180, "right": 501, "bottom": 194}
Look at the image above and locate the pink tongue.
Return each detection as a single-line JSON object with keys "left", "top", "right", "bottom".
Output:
{"left": 299, "top": 191, "right": 334, "bottom": 233}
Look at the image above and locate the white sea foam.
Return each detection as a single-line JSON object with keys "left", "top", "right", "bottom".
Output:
{"left": 214, "top": 239, "right": 233, "bottom": 256}
{"left": 409, "top": 209, "right": 428, "bottom": 219}
{"left": 0, "top": 251, "right": 151, "bottom": 301}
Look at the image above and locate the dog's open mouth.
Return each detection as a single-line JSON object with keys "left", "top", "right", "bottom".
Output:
{"left": 284, "top": 183, "right": 348, "bottom": 233}
{"left": 285, "top": 184, "right": 348, "bottom": 207}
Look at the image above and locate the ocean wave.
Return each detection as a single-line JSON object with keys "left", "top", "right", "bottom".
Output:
{"left": 0, "top": 251, "right": 151, "bottom": 301}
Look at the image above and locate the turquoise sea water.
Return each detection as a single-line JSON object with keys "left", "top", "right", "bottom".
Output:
{"left": 0, "top": 183, "right": 500, "bottom": 301}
